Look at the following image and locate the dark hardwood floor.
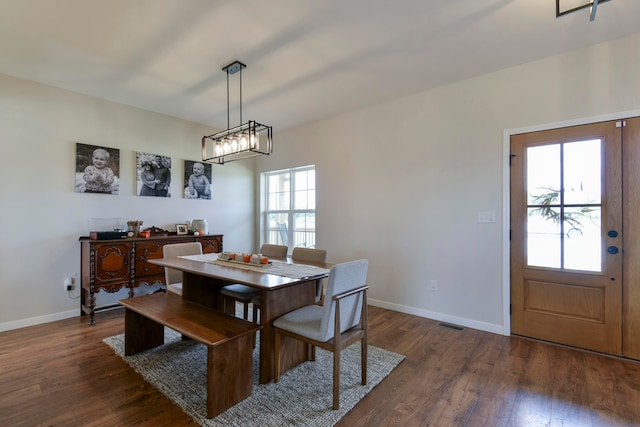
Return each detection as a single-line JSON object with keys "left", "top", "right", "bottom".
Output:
{"left": 1, "top": 306, "right": 640, "bottom": 426}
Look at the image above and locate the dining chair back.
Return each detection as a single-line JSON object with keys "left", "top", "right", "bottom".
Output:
{"left": 162, "top": 242, "right": 202, "bottom": 296}
{"left": 220, "top": 243, "right": 288, "bottom": 321}
{"left": 318, "top": 259, "right": 367, "bottom": 341}
{"left": 259, "top": 243, "right": 288, "bottom": 258}
{"left": 273, "top": 259, "right": 369, "bottom": 409}
{"left": 292, "top": 247, "right": 328, "bottom": 303}
{"left": 291, "top": 247, "right": 327, "bottom": 263}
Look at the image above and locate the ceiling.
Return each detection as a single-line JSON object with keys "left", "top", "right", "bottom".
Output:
{"left": 1, "top": 0, "right": 639, "bottom": 132}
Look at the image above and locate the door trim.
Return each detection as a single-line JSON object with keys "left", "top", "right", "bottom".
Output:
{"left": 501, "top": 108, "right": 640, "bottom": 337}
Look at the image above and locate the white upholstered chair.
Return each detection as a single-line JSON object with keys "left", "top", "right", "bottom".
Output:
{"left": 219, "top": 244, "right": 288, "bottom": 320}
{"left": 273, "top": 259, "right": 369, "bottom": 409}
{"left": 162, "top": 242, "right": 203, "bottom": 296}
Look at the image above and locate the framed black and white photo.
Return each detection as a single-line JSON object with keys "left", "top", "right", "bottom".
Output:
{"left": 75, "top": 143, "right": 120, "bottom": 195}
{"left": 176, "top": 224, "right": 189, "bottom": 235}
{"left": 137, "top": 152, "right": 171, "bottom": 197}
{"left": 184, "top": 160, "right": 212, "bottom": 200}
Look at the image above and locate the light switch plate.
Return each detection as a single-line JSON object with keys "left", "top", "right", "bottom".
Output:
{"left": 477, "top": 211, "right": 496, "bottom": 223}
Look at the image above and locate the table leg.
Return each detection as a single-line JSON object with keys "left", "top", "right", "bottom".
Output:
{"left": 180, "top": 271, "right": 316, "bottom": 384}
{"left": 259, "top": 280, "right": 315, "bottom": 384}
{"left": 181, "top": 271, "right": 223, "bottom": 309}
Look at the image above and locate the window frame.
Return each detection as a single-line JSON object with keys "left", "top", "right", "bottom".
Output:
{"left": 261, "top": 165, "right": 316, "bottom": 252}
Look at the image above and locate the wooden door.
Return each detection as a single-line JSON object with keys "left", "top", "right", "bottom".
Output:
{"left": 510, "top": 121, "right": 623, "bottom": 355}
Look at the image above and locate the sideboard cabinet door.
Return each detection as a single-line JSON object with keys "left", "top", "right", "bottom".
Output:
{"left": 92, "top": 242, "right": 132, "bottom": 286}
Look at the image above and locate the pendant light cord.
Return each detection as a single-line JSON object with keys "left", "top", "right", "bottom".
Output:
{"left": 225, "top": 65, "right": 243, "bottom": 128}
{"left": 226, "top": 68, "right": 230, "bottom": 130}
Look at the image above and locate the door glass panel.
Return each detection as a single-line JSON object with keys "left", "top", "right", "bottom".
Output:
{"left": 564, "top": 207, "right": 601, "bottom": 271}
{"left": 527, "top": 144, "right": 560, "bottom": 205}
{"left": 527, "top": 207, "right": 561, "bottom": 268}
{"left": 526, "top": 140, "right": 602, "bottom": 272}
{"left": 563, "top": 139, "right": 601, "bottom": 205}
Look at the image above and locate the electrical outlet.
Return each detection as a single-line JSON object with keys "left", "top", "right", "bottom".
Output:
{"left": 430, "top": 280, "right": 438, "bottom": 291}
{"left": 64, "top": 277, "right": 74, "bottom": 291}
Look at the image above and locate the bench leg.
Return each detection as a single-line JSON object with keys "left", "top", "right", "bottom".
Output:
{"left": 206, "top": 334, "right": 255, "bottom": 418}
{"left": 124, "top": 308, "right": 164, "bottom": 356}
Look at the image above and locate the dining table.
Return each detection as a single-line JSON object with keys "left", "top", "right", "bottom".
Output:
{"left": 148, "top": 253, "right": 331, "bottom": 384}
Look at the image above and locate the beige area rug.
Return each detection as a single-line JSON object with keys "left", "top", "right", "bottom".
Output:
{"left": 104, "top": 328, "right": 404, "bottom": 426}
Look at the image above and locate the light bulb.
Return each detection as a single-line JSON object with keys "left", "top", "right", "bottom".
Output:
{"left": 250, "top": 132, "right": 260, "bottom": 149}
{"left": 239, "top": 133, "right": 249, "bottom": 150}
{"left": 231, "top": 137, "right": 238, "bottom": 153}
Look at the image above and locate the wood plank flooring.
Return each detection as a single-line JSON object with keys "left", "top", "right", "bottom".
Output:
{"left": 1, "top": 306, "right": 640, "bottom": 426}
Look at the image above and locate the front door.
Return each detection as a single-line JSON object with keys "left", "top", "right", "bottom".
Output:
{"left": 510, "top": 120, "right": 623, "bottom": 355}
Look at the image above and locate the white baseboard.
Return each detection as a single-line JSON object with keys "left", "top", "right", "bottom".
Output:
{"left": 2, "top": 299, "right": 506, "bottom": 336}
{"left": 0, "top": 309, "right": 79, "bottom": 332}
{"left": 368, "top": 298, "right": 507, "bottom": 336}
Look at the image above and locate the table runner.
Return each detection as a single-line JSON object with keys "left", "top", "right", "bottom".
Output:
{"left": 178, "top": 253, "right": 219, "bottom": 262}
{"left": 178, "top": 253, "right": 330, "bottom": 279}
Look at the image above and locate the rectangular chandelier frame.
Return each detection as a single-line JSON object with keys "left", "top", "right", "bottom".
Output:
{"left": 556, "top": 0, "right": 611, "bottom": 20}
{"left": 202, "top": 120, "right": 273, "bottom": 165}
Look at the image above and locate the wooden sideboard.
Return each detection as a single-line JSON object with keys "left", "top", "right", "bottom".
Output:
{"left": 79, "top": 234, "right": 223, "bottom": 324}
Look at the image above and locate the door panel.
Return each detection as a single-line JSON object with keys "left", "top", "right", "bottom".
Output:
{"left": 511, "top": 121, "right": 622, "bottom": 355}
{"left": 524, "top": 279, "right": 605, "bottom": 322}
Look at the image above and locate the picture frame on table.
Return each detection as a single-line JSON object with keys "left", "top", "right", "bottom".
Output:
{"left": 176, "top": 224, "right": 189, "bottom": 235}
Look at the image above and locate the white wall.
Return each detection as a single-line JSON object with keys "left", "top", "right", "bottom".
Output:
{"left": 256, "top": 32, "right": 640, "bottom": 334}
{"left": 3, "top": 32, "right": 640, "bottom": 334}
{"left": 0, "top": 74, "right": 255, "bottom": 330}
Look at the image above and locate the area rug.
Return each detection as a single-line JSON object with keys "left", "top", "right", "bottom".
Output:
{"left": 104, "top": 328, "right": 404, "bottom": 426}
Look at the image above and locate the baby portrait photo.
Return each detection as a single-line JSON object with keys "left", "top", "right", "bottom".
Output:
{"left": 75, "top": 143, "right": 120, "bottom": 195}
{"left": 184, "top": 160, "right": 212, "bottom": 200}
{"left": 137, "top": 152, "right": 172, "bottom": 197}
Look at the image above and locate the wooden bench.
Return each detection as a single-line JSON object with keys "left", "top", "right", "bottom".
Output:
{"left": 118, "top": 293, "right": 262, "bottom": 418}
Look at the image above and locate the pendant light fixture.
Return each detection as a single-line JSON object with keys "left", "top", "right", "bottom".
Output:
{"left": 556, "top": 0, "right": 612, "bottom": 21}
{"left": 202, "top": 61, "right": 273, "bottom": 165}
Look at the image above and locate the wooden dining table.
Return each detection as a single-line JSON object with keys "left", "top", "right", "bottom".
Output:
{"left": 148, "top": 254, "right": 330, "bottom": 384}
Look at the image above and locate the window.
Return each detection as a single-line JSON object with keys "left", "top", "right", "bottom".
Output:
{"left": 262, "top": 165, "right": 315, "bottom": 251}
